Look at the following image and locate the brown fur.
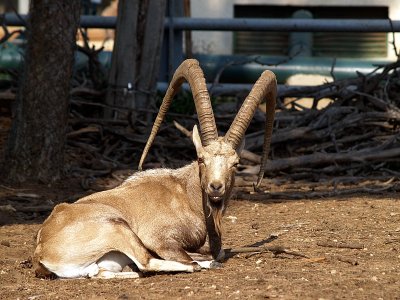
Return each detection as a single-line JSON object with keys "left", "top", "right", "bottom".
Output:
{"left": 33, "top": 127, "right": 240, "bottom": 278}
{"left": 33, "top": 58, "right": 276, "bottom": 279}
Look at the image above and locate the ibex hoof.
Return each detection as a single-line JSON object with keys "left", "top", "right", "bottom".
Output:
{"left": 192, "top": 262, "right": 202, "bottom": 272}
{"left": 210, "top": 261, "right": 223, "bottom": 269}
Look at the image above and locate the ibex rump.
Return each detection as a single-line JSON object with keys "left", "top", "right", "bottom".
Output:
{"left": 33, "top": 59, "right": 276, "bottom": 279}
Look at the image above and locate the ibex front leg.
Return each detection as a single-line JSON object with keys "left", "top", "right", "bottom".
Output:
{"left": 150, "top": 241, "right": 204, "bottom": 270}
{"left": 95, "top": 225, "right": 201, "bottom": 278}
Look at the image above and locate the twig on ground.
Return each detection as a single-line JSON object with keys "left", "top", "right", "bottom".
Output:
{"left": 224, "top": 245, "right": 309, "bottom": 259}
{"left": 334, "top": 255, "right": 359, "bottom": 266}
{"left": 317, "top": 241, "right": 364, "bottom": 250}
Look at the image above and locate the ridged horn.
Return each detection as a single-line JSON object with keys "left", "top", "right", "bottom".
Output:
{"left": 138, "top": 59, "right": 218, "bottom": 170}
{"left": 224, "top": 70, "right": 277, "bottom": 188}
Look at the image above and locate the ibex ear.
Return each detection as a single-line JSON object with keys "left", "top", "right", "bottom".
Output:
{"left": 192, "top": 125, "right": 203, "bottom": 154}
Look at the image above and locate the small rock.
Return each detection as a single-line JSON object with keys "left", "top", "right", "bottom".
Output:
{"left": 1, "top": 240, "right": 10, "bottom": 247}
{"left": 226, "top": 216, "right": 237, "bottom": 223}
{"left": 20, "top": 258, "right": 33, "bottom": 269}
{"left": 252, "top": 204, "right": 259, "bottom": 211}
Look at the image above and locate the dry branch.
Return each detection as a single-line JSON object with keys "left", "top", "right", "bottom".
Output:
{"left": 224, "top": 245, "right": 309, "bottom": 259}
{"left": 4, "top": 53, "right": 398, "bottom": 187}
{"left": 235, "top": 179, "right": 400, "bottom": 200}
{"left": 265, "top": 147, "right": 400, "bottom": 174}
{"left": 334, "top": 255, "right": 359, "bottom": 266}
{"left": 317, "top": 241, "right": 365, "bottom": 250}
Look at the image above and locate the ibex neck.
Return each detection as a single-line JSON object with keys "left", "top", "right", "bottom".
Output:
{"left": 174, "top": 161, "right": 203, "bottom": 211}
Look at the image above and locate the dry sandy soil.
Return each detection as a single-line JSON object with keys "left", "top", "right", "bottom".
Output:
{"left": 1, "top": 178, "right": 400, "bottom": 299}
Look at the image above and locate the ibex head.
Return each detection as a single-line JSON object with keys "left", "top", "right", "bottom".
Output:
{"left": 192, "top": 125, "right": 241, "bottom": 207}
{"left": 139, "top": 58, "right": 276, "bottom": 196}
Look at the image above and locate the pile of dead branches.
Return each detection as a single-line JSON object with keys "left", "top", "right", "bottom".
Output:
{"left": 272, "top": 60, "right": 399, "bottom": 177}
{"left": 1, "top": 50, "right": 399, "bottom": 189}
{"left": 240, "top": 60, "right": 400, "bottom": 180}
{"left": 65, "top": 60, "right": 400, "bottom": 184}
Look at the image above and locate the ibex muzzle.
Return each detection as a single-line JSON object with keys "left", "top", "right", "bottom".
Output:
{"left": 193, "top": 132, "right": 240, "bottom": 206}
{"left": 33, "top": 59, "right": 276, "bottom": 279}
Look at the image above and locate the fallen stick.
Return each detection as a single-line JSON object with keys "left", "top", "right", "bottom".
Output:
{"left": 236, "top": 182, "right": 400, "bottom": 200}
{"left": 224, "top": 245, "right": 309, "bottom": 259}
{"left": 265, "top": 147, "right": 400, "bottom": 174}
{"left": 317, "top": 241, "right": 364, "bottom": 250}
{"left": 334, "top": 255, "right": 359, "bottom": 266}
{"left": 246, "top": 109, "right": 399, "bottom": 151}
{"left": 240, "top": 150, "right": 261, "bottom": 164}
{"left": 235, "top": 175, "right": 397, "bottom": 189}
{"left": 173, "top": 120, "right": 191, "bottom": 138}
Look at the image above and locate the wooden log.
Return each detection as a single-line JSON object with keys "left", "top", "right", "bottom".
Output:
{"left": 265, "top": 147, "right": 400, "bottom": 174}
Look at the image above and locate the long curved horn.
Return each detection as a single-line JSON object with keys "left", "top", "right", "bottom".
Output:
{"left": 224, "top": 70, "right": 277, "bottom": 188}
{"left": 139, "top": 59, "right": 218, "bottom": 170}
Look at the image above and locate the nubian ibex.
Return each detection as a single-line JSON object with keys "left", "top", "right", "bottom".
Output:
{"left": 33, "top": 59, "right": 276, "bottom": 279}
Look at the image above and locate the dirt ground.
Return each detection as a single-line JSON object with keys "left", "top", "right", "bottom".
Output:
{"left": 1, "top": 178, "right": 400, "bottom": 300}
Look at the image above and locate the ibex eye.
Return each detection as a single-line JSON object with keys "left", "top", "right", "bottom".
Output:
{"left": 198, "top": 157, "right": 204, "bottom": 164}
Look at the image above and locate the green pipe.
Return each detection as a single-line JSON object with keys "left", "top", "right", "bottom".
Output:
{"left": 0, "top": 42, "right": 394, "bottom": 84}
{"left": 0, "top": 42, "right": 24, "bottom": 70}
{"left": 0, "top": 42, "right": 113, "bottom": 72}
{"left": 194, "top": 54, "right": 394, "bottom": 83}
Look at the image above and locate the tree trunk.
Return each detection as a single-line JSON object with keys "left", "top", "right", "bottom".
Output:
{"left": 135, "top": 0, "right": 167, "bottom": 120}
{"left": 105, "top": 0, "right": 166, "bottom": 123}
{"left": 3, "top": 0, "right": 81, "bottom": 183}
{"left": 105, "top": 0, "right": 139, "bottom": 120}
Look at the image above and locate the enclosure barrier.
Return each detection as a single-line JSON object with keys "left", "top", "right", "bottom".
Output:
{"left": 2, "top": 13, "right": 400, "bottom": 94}
{"left": 4, "top": 14, "right": 400, "bottom": 32}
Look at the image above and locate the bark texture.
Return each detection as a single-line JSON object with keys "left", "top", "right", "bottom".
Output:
{"left": 3, "top": 0, "right": 81, "bottom": 183}
{"left": 105, "top": 0, "right": 166, "bottom": 122}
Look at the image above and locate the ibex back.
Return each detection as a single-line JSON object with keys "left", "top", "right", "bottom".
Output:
{"left": 33, "top": 59, "right": 276, "bottom": 279}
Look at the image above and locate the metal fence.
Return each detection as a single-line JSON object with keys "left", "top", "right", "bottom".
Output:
{"left": 4, "top": 14, "right": 400, "bottom": 31}
{"left": 3, "top": 13, "right": 400, "bottom": 95}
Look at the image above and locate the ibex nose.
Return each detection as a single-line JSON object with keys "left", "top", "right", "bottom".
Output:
{"left": 210, "top": 181, "right": 224, "bottom": 193}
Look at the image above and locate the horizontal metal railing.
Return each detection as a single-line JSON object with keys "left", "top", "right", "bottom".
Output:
{"left": 2, "top": 13, "right": 399, "bottom": 94}
{"left": 3, "top": 14, "right": 400, "bottom": 32}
